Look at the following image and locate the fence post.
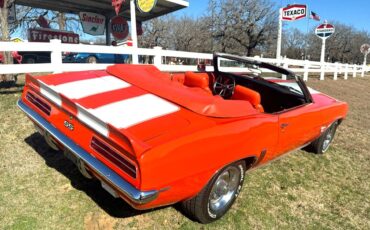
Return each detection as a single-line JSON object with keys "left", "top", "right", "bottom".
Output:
{"left": 303, "top": 59, "right": 309, "bottom": 81}
{"left": 333, "top": 62, "right": 338, "bottom": 80}
{"left": 320, "top": 62, "right": 325, "bottom": 80}
{"left": 344, "top": 64, "right": 349, "bottom": 80}
{"left": 153, "top": 46, "right": 163, "bottom": 68}
{"left": 353, "top": 64, "right": 357, "bottom": 78}
{"left": 361, "top": 63, "right": 365, "bottom": 77}
{"left": 50, "top": 39, "right": 62, "bottom": 73}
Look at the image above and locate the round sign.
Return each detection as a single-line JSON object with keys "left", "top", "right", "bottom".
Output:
{"left": 315, "top": 23, "right": 335, "bottom": 39}
{"left": 136, "top": 0, "right": 157, "bottom": 13}
{"left": 360, "top": 44, "right": 370, "bottom": 55}
{"left": 111, "top": 16, "right": 129, "bottom": 40}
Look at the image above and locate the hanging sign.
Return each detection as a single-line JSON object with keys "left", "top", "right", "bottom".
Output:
{"left": 111, "top": 16, "right": 129, "bottom": 40}
{"left": 79, "top": 12, "right": 106, "bottom": 35}
{"left": 315, "top": 23, "right": 335, "bottom": 39}
{"left": 136, "top": 0, "right": 157, "bottom": 13}
{"left": 281, "top": 4, "right": 307, "bottom": 21}
{"left": 37, "top": 16, "right": 50, "bottom": 29}
{"left": 28, "top": 28, "right": 79, "bottom": 44}
{"left": 112, "top": 0, "right": 125, "bottom": 15}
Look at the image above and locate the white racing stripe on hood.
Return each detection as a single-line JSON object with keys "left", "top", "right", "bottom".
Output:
{"left": 50, "top": 76, "right": 131, "bottom": 99}
{"left": 86, "top": 94, "right": 180, "bottom": 129}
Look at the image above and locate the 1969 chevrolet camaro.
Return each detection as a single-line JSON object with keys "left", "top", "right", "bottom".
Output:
{"left": 18, "top": 53, "right": 348, "bottom": 223}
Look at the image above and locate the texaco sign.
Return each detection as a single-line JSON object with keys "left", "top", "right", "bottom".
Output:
{"left": 282, "top": 4, "right": 307, "bottom": 21}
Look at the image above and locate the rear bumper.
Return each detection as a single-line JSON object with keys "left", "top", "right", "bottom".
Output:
{"left": 17, "top": 99, "right": 158, "bottom": 206}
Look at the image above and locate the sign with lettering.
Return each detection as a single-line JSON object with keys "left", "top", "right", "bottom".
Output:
{"left": 28, "top": 28, "right": 79, "bottom": 44}
{"left": 282, "top": 4, "right": 307, "bottom": 21}
{"left": 136, "top": 0, "right": 157, "bottom": 13}
{"left": 111, "top": 16, "right": 129, "bottom": 40}
{"left": 79, "top": 12, "right": 106, "bottom": 35}
{"left": 315, "top": 23, "right": 335, "bottom": 39}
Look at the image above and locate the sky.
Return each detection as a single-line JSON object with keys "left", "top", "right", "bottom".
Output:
{"left": 174, "top": 0, "right": 370, "bottom": 33}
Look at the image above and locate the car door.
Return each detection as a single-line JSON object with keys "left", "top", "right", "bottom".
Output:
{"left": 276, "top": 77, "right": 322, "bottom": 155}
{"left": 277, "top": 104, "right": 322, "bottom": 154}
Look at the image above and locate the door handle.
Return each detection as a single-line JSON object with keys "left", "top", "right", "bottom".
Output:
{"left": 281, "top": 123, "right": 289, "bottom": 129}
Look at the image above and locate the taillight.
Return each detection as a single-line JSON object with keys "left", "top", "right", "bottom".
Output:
{"left": 26, "top": 92, "right": 51, "bottom": 116}
{"left": 91, "top": 137, "right": 137, "bottom": 179}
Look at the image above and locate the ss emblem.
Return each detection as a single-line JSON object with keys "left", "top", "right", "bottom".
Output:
{"left": 64, "top": 120, "right": 74, "bottom": 131}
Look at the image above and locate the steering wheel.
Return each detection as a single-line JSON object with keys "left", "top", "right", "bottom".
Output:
{"left": 213, "top": 75, "right": 236, "bottom": 98}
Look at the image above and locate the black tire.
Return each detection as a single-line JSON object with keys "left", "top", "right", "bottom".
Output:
{"left": 306, "top": 121, "right": 339, "bottom": 154}
{"left": 87, "top": 56, "right": 97, "bottom": 64}
{"left": 181, "top": 160, "right": 246, "bottom": 224}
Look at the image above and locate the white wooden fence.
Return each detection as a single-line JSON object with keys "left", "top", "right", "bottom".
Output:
{"left": 0, "top": 40, "right": 369, "bottom": 81}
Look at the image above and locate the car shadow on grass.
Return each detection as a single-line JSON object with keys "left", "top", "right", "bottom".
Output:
{"left": 24, "top": 132, "right": 168, "bottom": 219}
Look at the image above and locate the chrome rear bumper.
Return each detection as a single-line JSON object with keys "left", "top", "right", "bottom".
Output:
{"left": 18, "top": 99, "right": 158, "bottom": 205}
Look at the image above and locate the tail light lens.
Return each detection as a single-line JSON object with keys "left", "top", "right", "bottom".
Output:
{"left": 91, "top": 137, "right": 137, "bottom": 179}
{"left": 26, "top": 92, "right": 51, "bottom": 116}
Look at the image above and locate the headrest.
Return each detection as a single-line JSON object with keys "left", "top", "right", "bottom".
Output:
{"left": 184, "top": 72, "right": 210, "bottom": 89}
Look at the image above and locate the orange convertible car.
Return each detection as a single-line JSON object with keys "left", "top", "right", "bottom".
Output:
{"left": 18, "top": 54, "right": 348, "bottom": 223}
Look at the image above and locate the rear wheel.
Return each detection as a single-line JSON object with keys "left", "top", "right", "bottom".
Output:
{"left": 181, "top": 160, "right": 246, "bottom": 223}
{"left": 307, "top": 121, "right": 339, "bottom": 154}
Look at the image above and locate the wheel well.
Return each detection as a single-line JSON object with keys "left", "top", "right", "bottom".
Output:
{"left": 244, "top": 157, "right": 257, "bottom": 171}
{"left": 337, "top": 118, "right": 344, "bottom": 125}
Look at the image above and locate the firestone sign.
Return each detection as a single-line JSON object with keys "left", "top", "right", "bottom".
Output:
{"left": 79, "top": 12, "right": 106, "bottom": 35}
{"left": 282, "top": 4, "right": 307, "bottom": 21}
{"left": 28, "top": 28, "right": 79, "bottom": 44}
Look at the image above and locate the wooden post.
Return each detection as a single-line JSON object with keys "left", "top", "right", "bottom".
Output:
{"left": 320, "top": 62, "right": 325, "bottom": 80}
{"left": 353, "top": 64, "right": 357, "bottom": 78}
{"left": 333, "top": 62, "right": 338, "bottom": 80}
{"left": 50, "top": 39, "right": 62, "bottom": 73}
{"left": 303, "top": 59, "right": 309, "bottom": 81}
{"left": 153, "top": 46, "right": 163, "bottom": 68}
{"left": 344, "top": 64, "right": 349, "bottom": 80}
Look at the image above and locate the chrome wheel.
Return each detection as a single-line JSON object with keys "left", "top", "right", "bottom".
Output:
{"left": 322, "top": 124, "right": 336, "bottom": 152}
{"left": 208, "top": 166, "right": 241, "bottom": 213}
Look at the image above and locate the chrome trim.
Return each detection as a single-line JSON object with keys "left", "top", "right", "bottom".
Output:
{"left": 17, "top": 99, "right": 158, "bottom": 205}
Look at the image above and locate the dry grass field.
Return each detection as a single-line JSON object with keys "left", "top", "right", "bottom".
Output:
{"left": 0, "top": 75, "right": 369, "bottom": 229}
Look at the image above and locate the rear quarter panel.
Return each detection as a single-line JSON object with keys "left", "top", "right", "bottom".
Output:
{"left": 138, "top": 114, "right": 279, "bottom": 207}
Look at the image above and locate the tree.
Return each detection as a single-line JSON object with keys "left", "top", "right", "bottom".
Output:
{"left": 283, "top": 28, "right": 306, "bottom": 59}
{"left": 0, "top": 0, "right": 13, "bottom": 64}
{"left": 206, "top": 0, "right": 278, "bottom": 56}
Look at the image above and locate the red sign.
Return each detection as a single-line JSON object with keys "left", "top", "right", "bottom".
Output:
{"left": 37, "top": 16, "right": 50, "bottom": 29}
{"left": 282, "top": 4, "right": 307, "bottom": 21}
{"left": 28, "top": 28, "right": 79, "bottom": 44}
{"left": 111, "top": 16, "right": 129, "bottom": 40}
{"left": 315, "top": 23, "right": 335, "bottom": 38}
{"left": 112, "top": 0, "right": 125, "bottom": 15}
{"left": 0, "top": 0, "right": 4, "bottom": 8}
